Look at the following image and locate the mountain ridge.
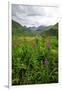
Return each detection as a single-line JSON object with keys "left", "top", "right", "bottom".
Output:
{"left": 12, "top": 20, "right": 58, "bottom": 37}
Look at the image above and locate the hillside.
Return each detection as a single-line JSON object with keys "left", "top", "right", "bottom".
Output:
{"left": 12, "top": 20, "right": 58, "bottom": 85}
{"left": 12, "top": 20, "right": 35, "bottom": 36}
{"left": 12, "top": 20, "right": 27, "bottom": 35}
{"left": 12, "top": 20, "right": 58, "bottom": 37}
{"left": 41, "top": 23, "right": 58, "bottom": 37}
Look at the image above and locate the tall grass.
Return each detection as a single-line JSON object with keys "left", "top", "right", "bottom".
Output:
{"left": 12, "top": 36, "right": 58, "bottom": 85}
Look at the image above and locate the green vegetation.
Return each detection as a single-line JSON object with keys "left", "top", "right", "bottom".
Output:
{"left": 12, "top": 20, "right": 58, "bottom": 85}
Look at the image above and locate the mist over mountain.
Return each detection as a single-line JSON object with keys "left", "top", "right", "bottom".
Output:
{"left": 27, "top": 25, "right": 47, "bottom": 31}
{"left": 12, "top": 20, "right": 58, "bottom": 37}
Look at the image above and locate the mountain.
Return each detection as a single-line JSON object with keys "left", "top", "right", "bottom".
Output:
{"left": 41, "top": 23, "right": 58, "bottom": 37}
{"left": 37, "top": 25, "right": 47, "bottom": 31}
{"left": 28, "top": 26, "right": 38, "bottom": 31}
{"left": 12, "top": 20, "right": 58, "bottom": 37}
{"left": 12, "top": 20, "right": 27, "bottom": 35}
{"left": 12, "top": 20, "right": 34, "bottom": 36}
{"left": 28, "top": 25, "right": 47, "bottom": 31}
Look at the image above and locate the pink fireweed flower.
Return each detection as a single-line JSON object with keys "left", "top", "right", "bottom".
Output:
{"left": 46, "top": 42, "right": 51, "bottom": 49}
{"left": 32, "top": 42, "right": 37, "bottom": 48}
{"left": 44, "top": 58, "right": 49, "bottom": 65}
{"left": 32, "top": 43, "right": 36, "bottom": 48}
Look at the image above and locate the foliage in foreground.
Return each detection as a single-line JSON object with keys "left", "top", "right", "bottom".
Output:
{"left": 12, "top": 36, "right": 58, "bottom": 85}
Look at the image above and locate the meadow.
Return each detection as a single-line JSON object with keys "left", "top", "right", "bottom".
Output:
{"left": 12, "top": 34, "right": 58, "bottom": 85}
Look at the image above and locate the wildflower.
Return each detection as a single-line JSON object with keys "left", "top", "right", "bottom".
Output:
{"left": 46, "top": 40, "right": 51, "bottom": 49}
{"left": 47, "top": 42, "right": 51, "bottom": 49}
{"left": 32, "top": 42, "right": 36, "bottom": 48}
{"left": 44, "top": 58, "right": 49, "bottom": 65}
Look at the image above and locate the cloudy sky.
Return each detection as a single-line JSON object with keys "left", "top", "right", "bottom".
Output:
{"left": 12, "top": 4, "right": 58, "bottom": 27}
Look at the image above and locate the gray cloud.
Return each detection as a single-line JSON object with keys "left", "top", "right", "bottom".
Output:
{"left": 12, "top": 4, "right": 58, "bottom": 27}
